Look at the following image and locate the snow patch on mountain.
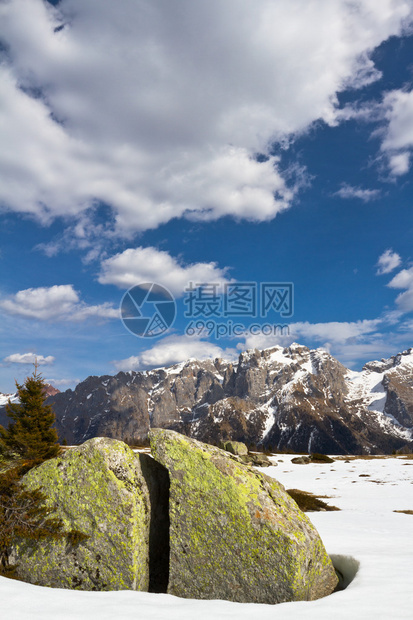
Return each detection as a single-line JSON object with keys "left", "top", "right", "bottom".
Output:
{"left": 260, "top": 401, "right": 278, "bottom": 440}
{"left": 345, "top": 369, "right": 387, "bottom": 413}
{"left": 268, "top": 346, "right": 296, "bottom": 366}
{"left": 0, "top": 392, "right": 18, "bottom": 407}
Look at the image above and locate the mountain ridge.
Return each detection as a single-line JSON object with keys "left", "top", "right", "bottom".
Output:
{"left": 1, "top": 345, "right": 412, "bottom": 454}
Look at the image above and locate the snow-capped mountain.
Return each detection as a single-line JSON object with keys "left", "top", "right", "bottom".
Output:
{"left": 0, "top": 391, "right": 19, "bottom": 408}
{"left": 1, "top": 346, "right": 412, "bottom": 454}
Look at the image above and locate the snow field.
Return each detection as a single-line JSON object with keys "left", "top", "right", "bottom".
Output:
{"left": 2, "top": 455, "right": 413, "bottom": 619}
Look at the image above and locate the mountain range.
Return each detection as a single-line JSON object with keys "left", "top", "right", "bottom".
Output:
{"left": 1, "top": 344, "right": 412, "bottom": 454}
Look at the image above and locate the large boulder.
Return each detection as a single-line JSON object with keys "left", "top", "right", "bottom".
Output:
{"left": 13, "top": 438, "right": 152, "bottom": 591}
{"left": 149, "top": 428, "right": 338, "bottom": 604}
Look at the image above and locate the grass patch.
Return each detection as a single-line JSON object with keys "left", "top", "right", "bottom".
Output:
{"left": 335, "top": 455, "right": 395, "bottom": 461}
{"left": 310, "top": 453, "right": 335, "bottom": 463}
{"left": 287, "top": 489, "right": 340, "bottom": 512}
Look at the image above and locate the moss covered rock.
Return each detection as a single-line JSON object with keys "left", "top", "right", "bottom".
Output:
{"left": 13, "top": 437, "right": 151, "bottom": 591}
{"left": 220, "top": 440, "right": 249, "bottom": 456}
{"left": 150, "top": 428, "right": 338, "bottom": 604}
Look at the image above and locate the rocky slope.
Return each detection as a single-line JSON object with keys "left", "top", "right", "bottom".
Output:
{"left": 1, "top": 345, "right": 413, "bottom": 454}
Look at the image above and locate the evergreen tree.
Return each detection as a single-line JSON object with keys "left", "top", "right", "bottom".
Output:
{"left": 0, "top": 367, "right": 88, "bottom": 578}
{"left": 0, "top": 367, "right": 60, "bottom": 463}
{"left": 0, "top": 462, "right": 64, "bottom": 576}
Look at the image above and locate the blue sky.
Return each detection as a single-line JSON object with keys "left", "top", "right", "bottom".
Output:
{"left": 1, "top": 0, "right": 413, "bottom": 393}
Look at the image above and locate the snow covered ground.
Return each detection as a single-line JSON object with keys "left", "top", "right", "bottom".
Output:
{"left": 2, "top": 455, "right": 413, "bottom": 620}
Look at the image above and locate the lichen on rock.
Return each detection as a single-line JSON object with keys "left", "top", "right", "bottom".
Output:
{"left": 149, "top": 428, "right": 338, "bottom": 604}
{"left": 13, "top": 437, "right": 151, "bottom": 591}
{"left": 220, "top": 440, "right": 249, "bottom": 456}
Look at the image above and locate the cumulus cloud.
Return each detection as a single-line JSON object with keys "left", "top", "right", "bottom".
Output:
{"left": 239, "top": 317, "right": 406, "bottom": 368}
{"left": 388, "top": 267, "right": 413, "bottom": 312}
{"left": 0, "top": 0, "right": 411, "bottom": 235}
{"left": 376, "top": 249, "right": 402, "bottom": 275}
{"left": 114, "top": 316, "right": 409, "bottom": 372}
{"left": 3, "top": 352, "right": 55, "bottom": 365}
{"left": 242, "top": 318, "right": 382, "bottom": 351}
{"left": 380, "top": 89, "right": 413, "bottom": 175}
{"left": 292, "top": 319, "right": 384, "bottom": 343}
{"left": 0, "top": 285, "right": 119, "bottom": 322}
{"left": 320, "top": 337, "right": 403, "bottom": 368}
{"left": 334, "top": 184, "right": 381, "bottom": 202}
{"left": 113, "top": 335, "right": 238, "bottom": 371}
{"left": 99, "top": 247, "right": 231, "bottom": 295}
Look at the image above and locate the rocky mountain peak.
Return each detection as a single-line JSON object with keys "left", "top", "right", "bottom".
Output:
{"left": 43, "top": 383, "right": 60, "bottom": 398}
{"left": 363, "top": 348, "right": 413, "bottom": 373}
{"left": 2, "top": 345, "right": 412, "bottom": 455}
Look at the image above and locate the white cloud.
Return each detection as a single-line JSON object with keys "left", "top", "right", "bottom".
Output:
{"left": 239, "top": 317, "right": 411, "bottom": 368}
{"left": 35, "top": 214, "right": 112, "bottom": 261}
{"left": 3, "top": 352, "right": 55, "bottom": 365}
{"left": 388, "top": 267, "right": 413, "bottom": 312}
{"left": 0, "top": 285, "right": 119, "bottom": 322}
{"left": 334, "top": 184, "right": 381, "bottom": 202}
{"left": 114, "top": 317, "right": 411, "bottom": 372}
{"left": 46, "top": 377, "right": 80, "bottom": 388}
{"left": 389, "top": 151, "right": 410, "bottom": 175}
{"left": 113, "top": 335, "right": 238, "bottom": 371}
{"left": 388, "top": 267, "right": 413, "bottom": 289}
{"left": 376, "top": 249, "right": 402, "bottom": 275}
{"left": 0, "top": 0, "right": 411, "bottom": 234}
{"left": 321, "top": 337, "right": 403, "bottom": 368}
{"left": 293, "top": 319, "right": 383, "bottom": 343}
{"left": 399, "top": 317, "right": 413, "bottom": 332}
{"left": 99, "top": 247, "right": 231, "bottom": 295}
{"left": 242, "top": 318, "right": 382, "bottom": 351}
{"left": 380, "top": 89, "right": 413, "bottom": 175}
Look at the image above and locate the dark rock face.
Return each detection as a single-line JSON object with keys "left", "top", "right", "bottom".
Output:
{"left": 43, "top": 383, "right": 60, "bottom": 398}
{"left": 47, "top": 372, "right": 153, "bottom": 445}
{"left": 149, "top": 428, "right": 338, "bottom": 603}
{"left": 4, "top": 345, "right": 412, "bottom": 455}
{"left": 139, "top": 454, "right": 170, "bottom": 593}
{"left": 382, "top": 358, "right": 413, "bottom": 428}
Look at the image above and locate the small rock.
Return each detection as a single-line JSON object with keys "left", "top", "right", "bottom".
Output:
{"left": 248, "top": 453, "right": 273, "bottom": 467}
{"left": 291, "top": 456, "right": 311, "bottom": 464}
{"left": 221, "top": 440, "right": 249, "bottom": 456}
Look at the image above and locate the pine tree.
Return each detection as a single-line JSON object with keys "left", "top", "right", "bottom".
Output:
{"left": 0, "top": 367, "right": 88, "bottom": 578}
{"left": 0, "top": 462, "right": 64, "bottom": 576}
{"left": 0, "top": 367, "right": 60, "bottom": 463}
